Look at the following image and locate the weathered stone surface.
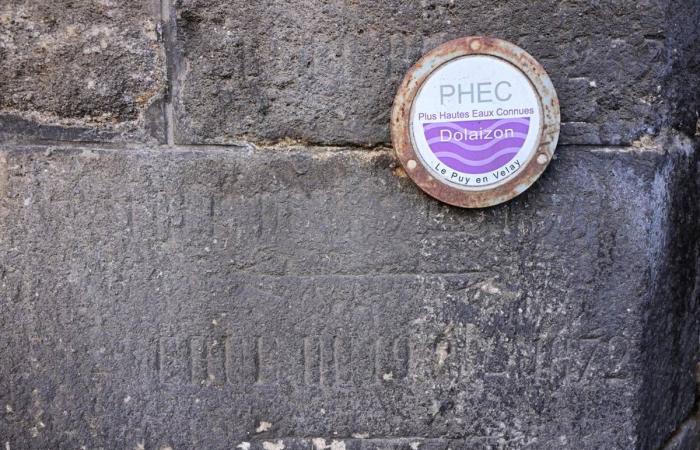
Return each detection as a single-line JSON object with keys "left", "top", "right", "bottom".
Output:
{"left": 0, "top": 0, "right": 166, "bottom": 144}
{"left": 0, "top": 141, "right": 696, "bottom": 449}
{"left": 171, "top": 0, "right": 700, "bottom": 146}
{"left": 662, "top": 416, "right": 700, "bottom": 450}
{"left": 660, "top": 366, "right": 700, "bottom": 450}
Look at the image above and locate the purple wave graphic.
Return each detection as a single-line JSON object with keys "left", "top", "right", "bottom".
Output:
{"left": 423, "top": 117, "right": 530, "bottom": 174}
{"left": 433, "top": 147, "right": 522, "bottom": 166}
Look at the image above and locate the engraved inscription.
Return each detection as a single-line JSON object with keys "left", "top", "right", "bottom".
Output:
{"left": 156, "top": 333, "right": 411, "bottom": 387}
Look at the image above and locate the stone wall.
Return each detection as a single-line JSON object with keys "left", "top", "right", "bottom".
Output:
{"left": 0, "top": 1, "right": 698, "bottom": 449}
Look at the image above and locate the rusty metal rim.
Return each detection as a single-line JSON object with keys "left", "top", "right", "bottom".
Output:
{"left": 391, "top": 36, "right": 560, "bottom": 208}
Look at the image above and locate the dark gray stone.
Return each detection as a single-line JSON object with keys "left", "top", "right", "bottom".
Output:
{"left": 662, "top": 416, "right": 700, "bottom": 450}
{"left": 0, "top": 140, "right": 696, "bottom": 449}
{"left": 171, "top": 0, "right": 700, "bottom": 147}
{"left": 0, "top": 0, "right": 166, "bottom": 144}
{"left": 660, "top": 365, "right": 700, "bottom": 450}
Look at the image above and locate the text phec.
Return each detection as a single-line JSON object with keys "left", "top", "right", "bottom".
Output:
{"left": 440, "top": 81, "right": 513, "bottom": 105}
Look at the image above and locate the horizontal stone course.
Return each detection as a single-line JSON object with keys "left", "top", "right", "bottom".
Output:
{"left": 171, "top": 0, "right": 700, "bottom": 147}
{"left": 0, "top": 142, "right": 696, "bottom": 449}
{"left": 2, "top": 0, "right": 697, "bottom": 149}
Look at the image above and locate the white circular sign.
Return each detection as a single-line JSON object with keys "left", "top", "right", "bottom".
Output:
{"left": 410, "top": 55, "right": 543, "bottom": 190}
{"left": 392, "top": 37, "right": 560, "bottom": 208}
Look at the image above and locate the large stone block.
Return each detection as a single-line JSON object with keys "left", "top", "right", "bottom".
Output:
{"left": 171, "top": 0, "right": 700, "bottom": 146}
{"left": 0, "top": 0, "right": 166, "bottom": 144}
{"left": 0, "top": 140, "right": 696, "bottom": 449}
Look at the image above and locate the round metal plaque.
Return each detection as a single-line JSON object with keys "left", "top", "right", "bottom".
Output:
{"left": 391, "top": 37, "right": 560, "bottom": 208}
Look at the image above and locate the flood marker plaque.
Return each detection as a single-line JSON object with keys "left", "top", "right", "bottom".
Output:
{"left": 391, "top": 37, "right": 560, "bottom": 208}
